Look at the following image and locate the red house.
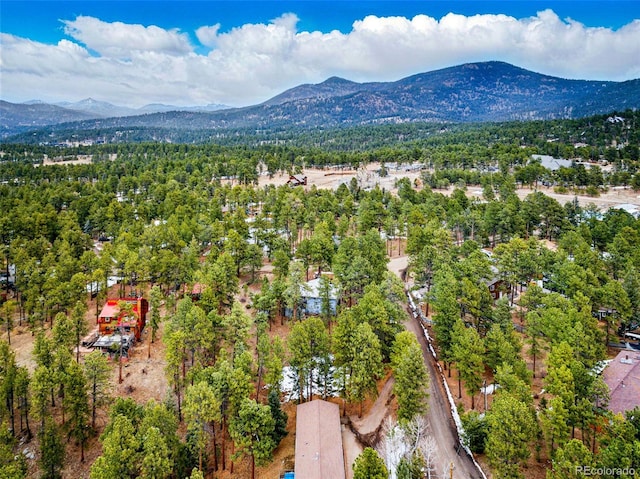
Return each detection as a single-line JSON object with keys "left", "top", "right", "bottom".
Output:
{"left": 98, "top": 297, "right": 148, "bottom": 341}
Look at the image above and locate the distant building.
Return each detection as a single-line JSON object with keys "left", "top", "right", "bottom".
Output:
{"left": 484, "top": 266, "right": 505, "bottom": 301}
{"left": 0, "top": 264, "right": 16, "bottom": 285}
{"left": 295, "top": 400, "right": 346, "bottom": 479}
{"left": 302, "top": 278, "right": 339, "bottom": 316}
{"left": 91, "top": 332, "right": 135, "bottom": 356}
{"left": 485, "top": 277, "right": 505, "bottom": 301}
{"left": 287, "top": 174, "right": 307, "bottom": 186}
{"left": 98, "top": 297, "right": 148, "bottom": 341}
{"left": 284, "top": 277, "right": 339, "bottom": 318}
{"left": 602, "top": 350, "right": 640, "bottom": 414}
{"left": 531, "top": 154, "right": 572, "bottom": 171}
{"left": 609, "top": 203, "right": 640, "bottom": 219}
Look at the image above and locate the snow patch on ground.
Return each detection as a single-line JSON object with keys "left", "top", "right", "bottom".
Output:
{"left": 280, "top": 363, "right": 343, "bottom": 403}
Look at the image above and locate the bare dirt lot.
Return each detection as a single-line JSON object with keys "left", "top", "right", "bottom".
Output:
{"left": 248, "top": 163, "right": 640, "bottom": 210}
{"left": 226, "top": 163, "right": 422, "bottom": 194}
{"left": 462, "top": 184, "right": 640, "bottom": 209}
{"left": 40, "top": 154, "right": 117, "bottom": 166}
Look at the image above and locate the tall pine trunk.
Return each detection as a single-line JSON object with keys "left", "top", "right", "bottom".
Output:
{"left": 230, "top": 441, "right": 235, "bottom": 474}
{"left": 221, "top": 417, "right": 227, "bottom": 470}
{"left": 211, "top": 422, "right": 218, "bottom": 471}
{"left": 92, "top": 380, "right": 97, "bottom": 429}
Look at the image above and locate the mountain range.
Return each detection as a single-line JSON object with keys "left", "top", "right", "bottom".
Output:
{"left": 0, "top": 99, "right": 229, "bottom": 137}
{"left": 2, "top": 61, "right": 639, "bottom": 140}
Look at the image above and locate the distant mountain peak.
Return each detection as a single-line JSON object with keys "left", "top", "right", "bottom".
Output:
{"left": 2, "top": 61, "right": 639, "bottom": 140}
{"left": 319, "top": 76, "right": 357, "bottom": 86}
{"left": 263, "top": 75, "right": 361, "bottom": 106}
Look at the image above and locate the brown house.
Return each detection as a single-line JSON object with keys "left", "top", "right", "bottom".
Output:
{"left": 98, "top": 297, "right": 148, "bottom": 341}
{"left": 287, "top": 174, "right": 307, "bottom": 186}
{"left": 190, "top": 283, "right": 205, "bottom": 301}
{"left": 486, "top": 277, "right": 505, "bottom": 301}
{"left": 602, "top": 350, "right": 640, "bottom": 414}
{"left": 295, "top": 400, "right": 346, "bottom": 479}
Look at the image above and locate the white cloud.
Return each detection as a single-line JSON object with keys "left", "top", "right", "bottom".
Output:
{"left": 195, "top": 24, "right": 221, "bottom": 47}
{"left": 1, "top": 10, "right": 639, "bottom": 108}
{"left": 62, "top": 16, "right": 193, "bottom": 58}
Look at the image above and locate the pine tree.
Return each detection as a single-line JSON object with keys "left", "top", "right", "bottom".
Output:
{"left": 90, "top": 415, "right": 139, "bottom": 479}
{"left": 229, "top": 398, "right": 276, "bottom": 479}
{"left": 31, "top": 365, "right": 51, "bottom": 433}
{"left": 188, "top": 468, "right": 204, "bottom": 479}
{"left": 353, "top": 447, "right": 388, "bottom": 479}
{"left": 547, "top": 439, "right": 595, "bottom": 479}
{"left": 486, "top": 394, "right": 537, "bottom": 479}
{"left": 71, "top": 301, "right": 88, "bottom": 362}
{"left": 140, "top": 426, "right": 172, "bottom": 479}
{"left": 64, "top": 360, "right": 89, "bottom": 462}
{"left": 39, "top": 418, "right": 65, "bottom": 479}
{"left": 540, "top": 397, "right": 571, "bottom": 456}
{"left": 0, "top": 420, "right": 26, "bottom": 479}
{"left": 222, "top": 302, "right": 252, "bottom": 359}
{"left": 431, "top": 265, "right": 459, "bottom": 372}
{"left": 267, "top": 389, "right": 288, "bottom": 446}
{"left": 348, "top": 322, "right": 383, "bottom": 417}
{"left": 351, "top": 285, "right": 402, "bottom": 361}
{"left": 52, "top": 347, "right": 73, "bottom": 425}
{"left": 83, "top": 350, "right": 111, "bottom": 429}
{"left": 287, "top": 316, "right": 329, "bottom": 402}
{"left": 148, "top": 285, "right": 163, "bottom": 359}
{"left": 184, "top": 381, "right": 221, "bottom": 472}
{"left": 1, "top": 299, "right": 17, "bottom": 345}
{"left": 391, "top": 331, "right": 429, "bottom": 423}
{"left": 263, "top": 335, "right": 285, "bottom": 395}
{"left": 284, "top": 261, "right": 306, "bottom": 321}
{"left": 52, "top": 311, "right": 74, "bottom": 351}
{"left": 0, "top": 341, "right": 17, "bottom": 435}
{"left": 451, "top": 320, "right": 485, "bottom": 409}
{"left": 165, "top": 329, "right": 188, "bottom": 421}
{"left": 138, "top": 400, "right": 180, "bottom": 467}
{"left": 14, "top": 366, "right": 31, "bottom": 439}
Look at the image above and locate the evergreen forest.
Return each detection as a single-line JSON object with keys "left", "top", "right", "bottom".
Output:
{"left": 1, "top": 111, "right": 640, "bottom": 479}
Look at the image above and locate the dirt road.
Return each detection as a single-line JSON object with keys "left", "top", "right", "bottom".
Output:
{"left": 350, "top": 376, "right": 395, "bottom": 437}
{"left": 341, "top": 377, "right": 395, "bottom": 479}
{"left": 404, "top": 314, "right": 484, "bottom": 479}
{"left": 388, "top": 255, "right": 485, "bottom": 478}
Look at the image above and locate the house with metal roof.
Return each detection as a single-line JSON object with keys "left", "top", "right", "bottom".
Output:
{"left": 295, "top": 400, "right": 346, "bottom": 479}
{"left": 97, "top": 296, "right": 148, "bottom": 341}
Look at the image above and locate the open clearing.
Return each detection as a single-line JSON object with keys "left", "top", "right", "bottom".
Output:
{"left": 251, "top": 163, "right": 640, "bottom": 210}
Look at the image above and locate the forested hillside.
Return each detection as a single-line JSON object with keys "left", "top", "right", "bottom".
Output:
{"left": 1, "top": 113, "right": 639, "bottom": 479}
{"left": 3, "top": 62, "right": 639, "bottom": 140}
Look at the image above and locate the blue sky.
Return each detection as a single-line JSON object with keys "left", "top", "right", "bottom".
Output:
{"left": 1, "top": 1, "right": 639, "bottom": 106}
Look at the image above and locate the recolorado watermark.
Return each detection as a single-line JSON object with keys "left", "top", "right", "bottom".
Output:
{"left": 576, "top": 466, "right": 636, "bottom": 476}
